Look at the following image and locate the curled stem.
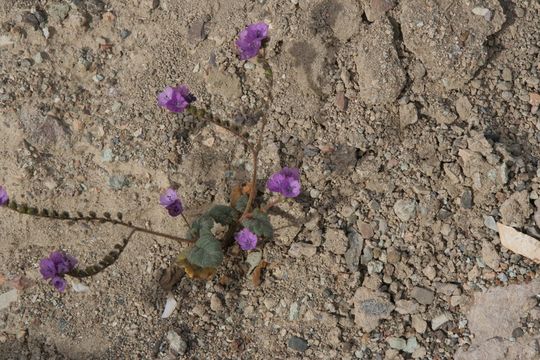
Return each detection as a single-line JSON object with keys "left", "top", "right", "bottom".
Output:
{"left": 68, "top": 229, "right": 137, "bottom": 278}
{"left": 4, "top": 200, "right": 195, "bottom": 245}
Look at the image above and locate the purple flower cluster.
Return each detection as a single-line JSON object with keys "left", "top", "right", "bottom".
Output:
{"left": 0, "top": 186, "right": 8, "bottom": 206}
{"left": 157, "top": 85, "right": 196, "bottom": 113}
{"left": 235, "top": 228, "right": 258, "bottom": 251}
{"left": 39, "top": 251, "right": 78, "bottom": 292}
{"left": 160, "top": 188, "right": 184, "bottom": 217}
{"left": 267, "top": 167, "right": 301, "bottom": 198}
{"left": 236, "top": 22, "right": 269, "bottom": 60}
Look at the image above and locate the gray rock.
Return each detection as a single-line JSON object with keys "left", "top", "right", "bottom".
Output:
{"left": 403, "top": 337, "right": 419, "bottom": 353}
{"left": 108, "top": 175, "right": 128, "bottom": 190}
{"left": 393, "top": 199, "right": 417, "bottom": 222}
{"left": 431, "top": 313, "right": 451, "bottom": 330}
{"left": 411, "top": 314, "right": 427, "bottom": 333}
{"left": 364, "top": 0, "right": 396, "bottom": 21}
{"left": 344, "top": 230, "right": 364, "bottom": 272}
{"left": 461, "top": 188, "right": 473, "bottom": 209}
{"left": 48, "top": 3, "right": 71, "bottom": 22}
{"left": 481, "top": 241, "right": 500, "bottom": 270}
{"left": 387, "top": 337, "right": 406, "bottom": 350}
{"left": 500, "top": 191, "right": 531, "bottom": 228}
{"left": 166, "top": 330, "right": 187, "bottom": 355}
{"left": 102, "top": 148, "right": 113, "bottom": 162}
{"left": 483, "top": 215, "right": 498, "bottom": 232}
{"left": 287, "top": 336, "right": 308, "bottom": 352}
{"left": 411, "top": 286, "right": 435, "bottom": 305}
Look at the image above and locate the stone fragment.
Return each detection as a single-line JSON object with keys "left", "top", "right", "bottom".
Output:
{"left": 205, "top": 68, "right": 242, "bottom": 100}
{"left": 393, "top": 199, "right": 417, "bottom": 222}
{"left": 500, "top": 191, "right": 531, "bottom": 228}
{"left": 352, "top": 287, "right": 394, "bottom": 331}
{"left": 459, "top": 149, "right": 508, "bottom": 203}
{"left": 403, "top": 337, "right": 419, "bottom": 354}
{"left": 288, "top": 336, "right": 309, "bottom": 352}
{"left": 345, "top": 230, "right": 364, "bottom": 272}
{"left": 210, "top": 294, "right": 224, "bottom": 312}
{"left": 465, "top": 277, "right": 540, "bottom": 344}
{"left": 498, "top": 224, "right": 540, "bottom": 263}
{"left": 387, "top": 337, "right": 406, "bottom": 350}
{"left": 399, "top": 103, "right": 418, "bottom": 128}
{"left": 335, "top": 91, "right": 348, "bottom": 111}
{"left": 289, "top": 243, "right": 318, "bottom": 258}
{"left": 411, "top": 286, "right": 434, "bottom": 305}
{"left": 411, "top": 314, "right": 427, "bottom": 333}
{"left": 166, "top": 330, "right": 187, "bottom": 355}
{"left": 324, "top": 228, "right": 348, "bottom": 255}
{"left": 355, "top": 19, "right": 405, "bottom": 105}
{"left": 431, "top": 313, "right": 451, "bottom": 330}
{"left": 481, "top": 241, "right": 500, "bottom": 270}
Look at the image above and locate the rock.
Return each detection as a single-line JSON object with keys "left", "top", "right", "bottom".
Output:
{"left": 529, "top": 93, "right": 540, "bottom": 112}
{"left": 19, "top": 107, "right": 70, "bottom": 151}
{"left": 393, "top": 199, "right": 417, "bottom": 222}
{"left": 431, "top": 313, "right": 451, "bottom": 330}
{"left": 472, "top": 7, "right": 492, "bottom": 20}
{"left": 287, "top": 36, "right": 332, "bottom": 95}
{"left": 287, "top": 336, "right": 308, "bottom": 352}
{"left": 387, "top": 337, "right": 406, "bottom": 350}
{"left": 289, "top": 302, "right": 300, "bottom": 320}
{"left": 386, "top": 247, "right": 401, "bottom": 264}
{"left": 403, "top": 337, "right": 419, "bottom": 354}
{"left": 395, "top": 300, "right": 418, "bottom": 315}
{"left": 289, "top": 243, "right": 317, "bottom": 258}
{"left": 166, "top": 330, "right": 187, "bottom": 355}
{"left": 108, "top": 175, "right": 129, "bottom": 190}
{"left": 246, "top": 251, "right": 262, "bottom": 274}
{"left": 399, "top": 103, "right": 418, "bottom": 128}
{"left": 427, "top": 99, "right": 457, "bottom": 124}
{"left": 465, "top": 277, "right": 540, "bottom": 345}
{"left": 500, "top": 191, "right": 531, "bottom": 228}
{"left": 459, "top": 149, "right": 508, "bottom": 203}
{"left": 0, "top": 289, "right": 18, "bottom": 310}
{"left": 102, "top": 148, "right": 113, "bottom": 162}
{"left": 411, "top": 286, "right": 434, "bottom": 305}
{"left": 210, "top": 294, "right": 224, "bottom": 312}
{"left": 455, "top": 337, "right": 539, "bottom": 360}
{"left": 483, "top": 216, "right": 498, "bottom": 232}
{"left": 344, "top": 230, "right": 364, "bottom": 272}
{"left": 455, "top": 96, "right": 473, "bottom": 120}
{"left": 400, "top": 0, "right": 505, "bottom": 89}
{"left": 498, "top": 223, "right": 540, "bottom": 263}
{"left": 357, "top": 221, "right": 374, "bottom": 239}
{"left": 335, "top": 91, "right": 348, "bottom": 111}
{"left": 352, "top": 287, "right": 394, "bottom": 331}
{"left": 461, "top": 188, "right": 473, "bottom": 209}
{"left": 48, "top": 3, "right": 71, "bottom": 23}
{"left": 481, "top": 241, "right": 500, "bottom": 270}
{"left": 323, "top": 228, "right": 348, "bottom": 255}
{"left": 411, "top": 314, "right": 427, "bottom": 333}
{"left": 364, "top": 0, "right": 396, "bottom": 21}
{"left": 355, "top": 18, "right": 406, "bottom": 105}
{"left": 188, "top": 17, "right": 208, "bottom": 44}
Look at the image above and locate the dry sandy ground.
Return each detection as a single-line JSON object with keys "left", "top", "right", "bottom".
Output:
{"left": 1, "top": 0, "right": 540, "bottom": 359}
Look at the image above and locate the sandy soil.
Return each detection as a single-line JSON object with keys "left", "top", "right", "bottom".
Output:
{"left": 1, "top": 0, "right": 540, "bottom": 359}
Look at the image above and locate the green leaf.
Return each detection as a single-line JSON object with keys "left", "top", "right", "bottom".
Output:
{"left": 235, "top": 194, "right": 248, "bottom": 212}
{"left": 207, "top": 205, "right": 238, "bottom": 225}
{"left": 242, "top": 209, "right": 274, "bottom": 238}
{"left": 187, "top": 232, "right": 224, "bottom": 268}
{"left": 188, "top": 214, "right": 214, "bottom": 239}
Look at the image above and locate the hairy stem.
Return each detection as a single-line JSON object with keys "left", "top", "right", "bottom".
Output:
{"left": 5, "top": 201, "right": 195, "bottom": 245}
{"left": 68, "top": 229, "right": 137, "bottom": 278}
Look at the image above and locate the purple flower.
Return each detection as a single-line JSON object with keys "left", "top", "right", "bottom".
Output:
{"left": 0, "top": 186, "right": 8, "bottom": 206}
{"left": 266, "top": 167, "right": 301, "bottom": 198}
{"left": 39, "top": 251, "right": 78, "bottom": 292}
{"left": 236, "top": 22, "right": 269, "bottom": 60}
{"left": 160, "top": 188, "right": 184, "bottom": 217}
{"left": 235, "top": 228, "right": 258, "bottom": 251}
{"left": 51, "top": 276, "right": 67, "bottom": 292}
{"left": 157, "top": 85, "right": 196, "bottom": 113}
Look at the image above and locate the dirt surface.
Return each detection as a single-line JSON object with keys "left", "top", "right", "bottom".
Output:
{"left": 1, "top": 0, "right": 540, "bottom": 359}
